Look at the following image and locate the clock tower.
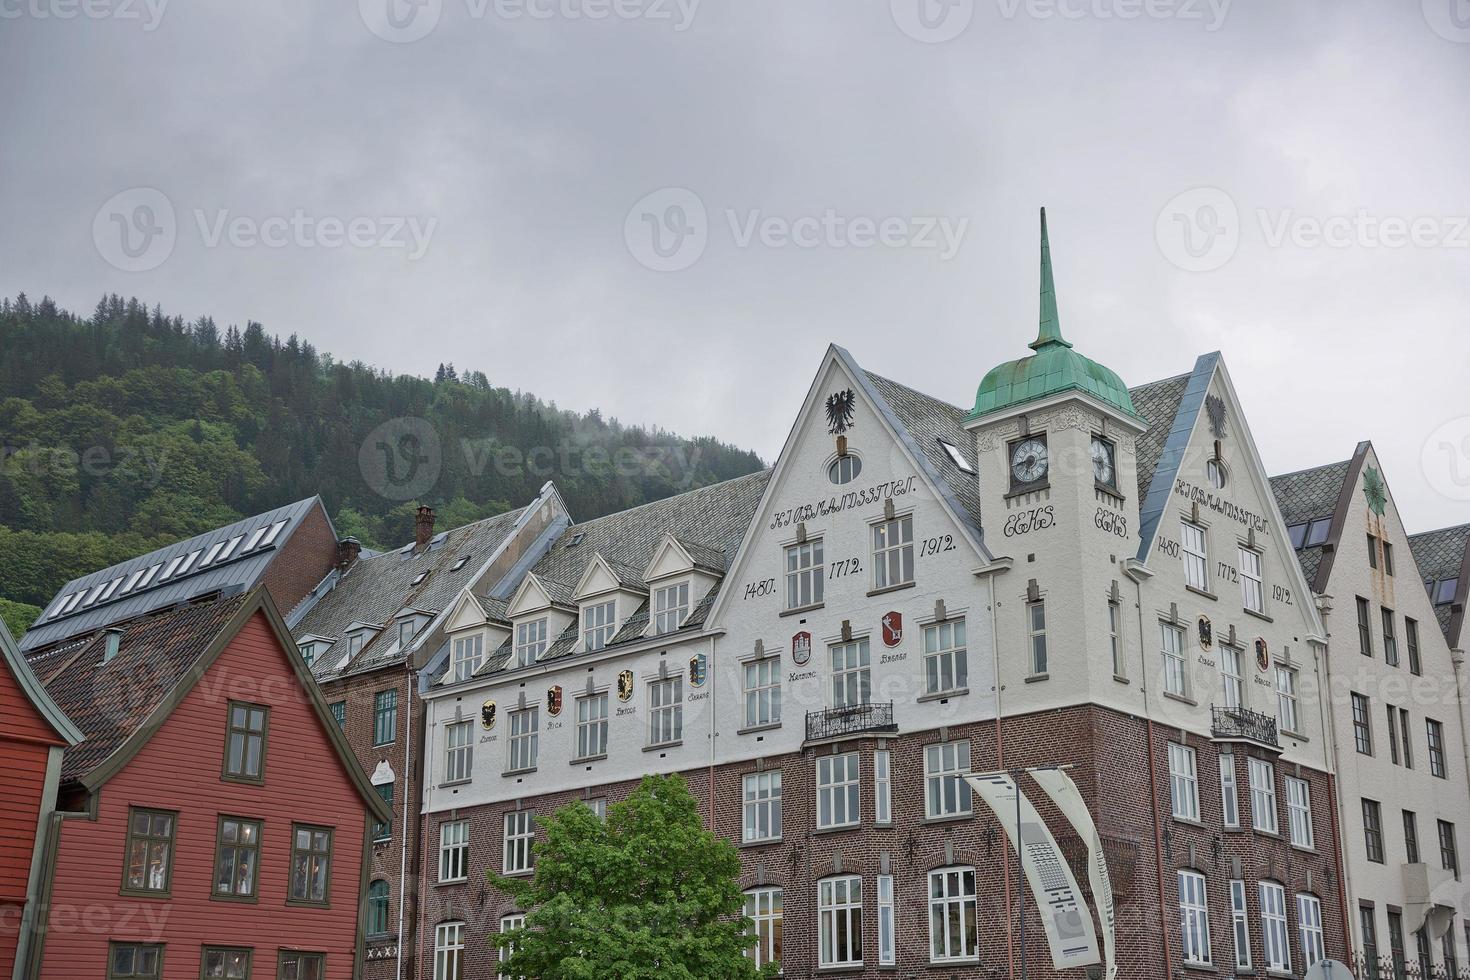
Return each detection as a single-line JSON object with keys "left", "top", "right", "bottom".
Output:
{"left": 965, "top": 209, "right": 1149, "bottom": 701}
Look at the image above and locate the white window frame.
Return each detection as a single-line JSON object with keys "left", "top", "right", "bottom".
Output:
{"left": 871, "top": 514, "right": 914, "bottom": 591}
{"left": 582, "top": 599, "right": 617, "bottom": 652}
{"left": 1169, "top": 742, "right": 1199, "bottom": 821}
{"left": 498, "top": 914, "right": 524, "bottom": 980}
{"left": 1178, "top": 869, "right": 1212, "bottom": 966}
{"left": 1108, "top": 600, "right": 1123, "bottom": 677}
{"left": 514, "top": 618, "right": 547, "bottom": 667}
{"left": 742, "top": 771, "right": 782, "bottom": 843}
{"left": 450, "top": 633, "right": 484, "bottom": 682}
{"left": 1182, "top": 519, "right": 1209, "bottom": 591}
{"left": 924, "top": 741, "right": 973, "bottom": 819}
{"left": 928, "top": 866, "right": 979, "bottom": 963}
{"left": 652, "top": 581, "right": 690, "bottom": 635}
{"left": 873, "top": 749, "right": 891, "bottom": 825}
{"left": 503, "top": 810, "right": 534, "bottom": 874}
{"left": 1230, "top": 879, "right": 1251, "bottom": 971}
{"left": 830, "top": 639, "right": 871, "bottom": 709}
{"left": 1298, "top": 893, "right": 1325, "bottom": 969}
{"left": 744, "top": 887, "right": 782, "bottom": 969}
{"left": 1239, "top": 546, "right": 1264, "bottom": 613}
{"left": 923, "top": 619, "right": 968, "bottom": 695}
{"left": 1220, "top": 645, "right": 1244, "bottom": 710}
{"left": 444, "top": 721, "right": 474, "bottom": 784}
{"left": 1027, "top": 601, "right": 1048, "bottom": 675}
{"left": 816, "top": 752, "right": 860, "bottom": 830}
{"left": 1220, "top": 752, "right": 1239, "bottom": 829}
{"left": 742, "top": 657, "right": 781, "bottom": 729}
{"left": 508, "top": 707, "right": 538, "bottom": 772}
{"left": 1249, "top": 758, "right": 1278, "bottom": 834}
{"left": 818, "top": 875, "right": 863, "bottom": 967}
{"left": 648, "top": 676, "right": 683, "bottom": 746}
{"left": 877, "top": 874, "right": 895, "bottom": 966}
{"left": 575, "top": 693, "right": 608, "bottom": 760}
{"left": 1260, "top": 881, "right": 1291, "bottom": 973}
{"left": 1161, "top": 621, "right": 1187, "bottom": 697}
{"left": 434, "top": 921, "right": 466, "bottom": 980}
{"left": 1286, "top": 776, "right": 1314, "bottom": 848}
{"left": 438, "top": 820, "right": 469, "bottom": 883}
{"left": 1276, "top": 665, "right": 1300, "bottom": 734}
{"left": 784, "top": 539, "right": 824, "bottom": 610}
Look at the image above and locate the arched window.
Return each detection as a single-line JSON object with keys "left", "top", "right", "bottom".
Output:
{"left": 367, "top": 879, "right": 390, "bottom": 937}
{"left": 828, "top": 454, "right": 862, "bottom": 485}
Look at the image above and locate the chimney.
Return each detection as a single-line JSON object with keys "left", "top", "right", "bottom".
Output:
{"left": 415, "top": 506, "right": 435, "bottom": 552}
{"left": 337, "top": 537, "right": 362, "bottom": 571}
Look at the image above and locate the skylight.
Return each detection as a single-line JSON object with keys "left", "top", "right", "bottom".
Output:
{"left": 135, "top": 563, "right": 164, "bottom": 590}
{"left": 176, "top": 549, "right": 203, "bottom": 576}
{"left": 98, "top": 577, "right": 124, "bottom": 602}
{"left": 410, "top": 571, "right": 430, "bottom": 587}
{"left": 937, "top": 438, "right": 976, "bottom": 475}
{"left": 119, "top": 568, "right": 146, "bottom": 595}
{"left": 200, "top": 541, "right": 225, "bottom": 567}
{"left": 260, "top": 519, "right": 289, "bottom": 547}
{"left": 242, "top": 525, "right": 268, "bottom": 552}
{"left": 160, "top": 555, "right": 184, "bottom": 580}
{"left": 451, "top": 556, "right": 470, "bottom": 572}
{"left": 217, "top": 534, "right": 246, "bottom": 563}
{"left": 1289, "top": 519, "right": 1332, "bottom": 550}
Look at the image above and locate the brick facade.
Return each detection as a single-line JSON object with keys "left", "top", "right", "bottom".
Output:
{"left": 264, "top": 502, "right": 340, "bottom": 619}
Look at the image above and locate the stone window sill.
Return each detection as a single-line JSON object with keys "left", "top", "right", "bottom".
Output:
{"left": 780, "top": 602, "right": 825, "bottom": 619}
{"left": 866, "top": 581, "right": 915, "bottom": 599}
{"left": 917, "top": 688, "right": 969, "bottom": 703}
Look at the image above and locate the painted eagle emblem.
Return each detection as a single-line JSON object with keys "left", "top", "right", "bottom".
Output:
{"left": 825, "top": 389, "right": 856, "bottom": 435}
{"left": 1205, "top": 394, "right": 1227, "bottom": 440}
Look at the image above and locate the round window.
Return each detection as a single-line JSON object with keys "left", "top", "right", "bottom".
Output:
{"left": 828, "top": 454, "right": 862, "bottom": 485}
{"left": 1206, "top": 458, "right": 1227, "bottom": 489}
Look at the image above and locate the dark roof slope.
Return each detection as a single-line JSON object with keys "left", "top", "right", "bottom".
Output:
{"left": 1410, "top": 524, "right": 1470, "bottom": 646}
{"left": 864, "top": 372, "right": 984, "bottom": 530}
{"left": 1269, "top": 459, "right": 1353, "bottom": 586}
{"left": 1129, "top": 372, "right": 1190, "bottom": 500}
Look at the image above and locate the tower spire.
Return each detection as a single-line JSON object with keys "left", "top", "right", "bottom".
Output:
{"left": 1030, "top": 207, "right": 1072, "bottom": 351}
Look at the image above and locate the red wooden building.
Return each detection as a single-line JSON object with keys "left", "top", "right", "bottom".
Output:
{"left": 17, "top": 587, "right": 389, "bottom": 980}
{"left": 0, "top": 620, "right": 81, "bottom": 980}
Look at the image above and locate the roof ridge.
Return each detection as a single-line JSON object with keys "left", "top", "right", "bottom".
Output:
{"left": 863, "top": 370, "right": 967, "bottom": 416}
{"left": 1128, "top": 370, "right": 1192, "bottom": 391}
{"left": 565, "top": 470, "right": 771, "bottom": 529}
{"left": 1410, "top": 522, "right": 1470, "bottom": 539}
{"left": 1269, "top": 458, "right": 1352, "bottom": 482}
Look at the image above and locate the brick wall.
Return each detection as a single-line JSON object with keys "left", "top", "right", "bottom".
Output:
{"left": 264, "top": 503, "right": 339, "bottom": 619}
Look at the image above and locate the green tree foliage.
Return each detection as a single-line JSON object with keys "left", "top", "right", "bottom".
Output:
{"left": 489, "top": 774, "right": 775, "bottom": 980}
{"left": 0, "top": 294, "right": 765, "bottom": 609}
{"left": 0, "top": 597, "right": 42, "bottom": 637}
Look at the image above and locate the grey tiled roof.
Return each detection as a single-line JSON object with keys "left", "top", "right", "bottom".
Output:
{"left": 1410, "top": 524, "right": 1470, "bottom": 644}
{"left": 1270, "top": 460, "right": 1351, "bottom": 526}
{"left": 292, "top": 507, "right": 527, "bottom": 677}
{"left": 863, "top": 372, "right": 984, "bottom": 529}
{"left": 1129, "top": 373, "right": 1189, "bottom": 500}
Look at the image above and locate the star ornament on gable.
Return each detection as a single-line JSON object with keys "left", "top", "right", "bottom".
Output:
{"left": 1364, "top": 465, "right": 1387, "bottom": 516}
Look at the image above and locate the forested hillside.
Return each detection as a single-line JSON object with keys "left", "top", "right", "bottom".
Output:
{"left": 0, "top": 293, "right": 764, "bottom": 635}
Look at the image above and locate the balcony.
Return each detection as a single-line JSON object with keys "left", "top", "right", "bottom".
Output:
{"left": 806, "top": 701, "right": 897, "bottom": 743}
{"left": 1210, "top": 704, "right": 1281, "bottom": 751}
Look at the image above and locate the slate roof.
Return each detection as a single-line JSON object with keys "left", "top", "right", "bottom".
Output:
{"left": 1128, "top": 373, "right": 1190, "bottom": 500}
{"left": 1269, "top": 459, "right": 1352, "bottom": 587}
{"left": 292, "top": 507, "right": 528, "bottom": 679}
{"left": 37, "top": 594, "right": 249, "bottom": 785}
{"left": 864, "top": 371, "right": 984, "bottom": 530}
{"left": 1410, "top": 524, "right": 1470, "bottom": 645}
{"left": 21, "top": 497, "right": 324, "bottom": 653}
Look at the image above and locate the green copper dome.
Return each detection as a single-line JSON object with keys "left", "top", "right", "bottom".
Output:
{"left": 969, "top": 209, "right": 1138, "bottom": 421}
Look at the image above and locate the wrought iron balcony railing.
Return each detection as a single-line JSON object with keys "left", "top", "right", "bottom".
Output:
{"left": 806, "top": 701, "right": 897, "bottom": 743}
{"left": 1210, "top": 704, "right": 1281, "bottom": 749}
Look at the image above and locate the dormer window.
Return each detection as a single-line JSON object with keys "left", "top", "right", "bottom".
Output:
{"left": 451, "top": 633, "right": 484, "bottom": 681}
{"left": 301, "top": 642, "right": 317, "bottom": 667}
{"left": 582, "top": 600, "right": 617, "bottom": 652}
{"left": 398, "top": 619, "right": 420, "bottom": 649}
{"left": 347, "top": 630, "right": 374, "bottom": 657}
{"left": 653, "top": 582, "right": 691, "bottom": 635}
{"left": 515, "top": 619, "right": 548, "bottom": 667}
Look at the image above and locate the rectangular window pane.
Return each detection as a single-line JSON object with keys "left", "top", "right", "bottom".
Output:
{"left": 785, "top": 539, "right": 824, "bottom": 610}
{"left": 123, "top": 808, "right": 176, "bottom": 894}
{"left": 288, "top": 824, "right": 333, "bottom": 905}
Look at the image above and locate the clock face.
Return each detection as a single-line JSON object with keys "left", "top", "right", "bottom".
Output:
{"left": 1090, "top": 437, "right": 1116, "bottom": 488}
{"left": 1011, "top": 438, "right": 1049, "bottom": 485}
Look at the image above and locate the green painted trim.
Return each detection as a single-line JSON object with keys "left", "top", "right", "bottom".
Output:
{"left": 198, "top": 945, "right": 253, "bottom": 980}
{"left": 219, "top": 700, "right": 270, "bottom": 786}
{"left": 0, "top": 618, "right": 83, "bottom": 745}
{"left": 209, "top": 812, "right": 264, "bottom": 903}
{"left": 354, "top": 811, "right": 373, "bottom": 980}
{"left": 275, "top": 949, "right": 326, "bottom": 980}
{"left": 117, "top": 805, "right": 179, "bottom": 899}
{"left": 285, "top": 822, "right": 335, "bottom": 909}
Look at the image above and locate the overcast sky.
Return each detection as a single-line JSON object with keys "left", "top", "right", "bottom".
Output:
{"left": 2, "top": 0, "right": 1468, "bottom": 531}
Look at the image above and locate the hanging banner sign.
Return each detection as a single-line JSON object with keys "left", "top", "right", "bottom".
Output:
{"left": 965, "top": 772, "right": 1101, "bottom": 972}
{"left": 1030, "top": 768, "right": 1117, "bottom": 980}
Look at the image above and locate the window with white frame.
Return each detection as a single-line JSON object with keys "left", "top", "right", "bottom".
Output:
{"left": 1276, "top": 665, "right": 1300, "bottom": 733}
{"left": 1286, "top": 776, "right": 1314, "bottom": 848}
{"left": 585, "top": 798, "right": 606, "bottom": 821}
{"left": 871, "top": 514, "right": 914, "bottom": 591}
{"left": 444, "top": 721, "right": 474, "bottom": 783}
{"left": 514, "top": 618, "right": 547, "bottom": 667}
{"left": 1249, "top": 758, "right": 1278, "bottom": 833}
{"left": 877, "top": 874, "right": 895, "bottom": 966}
{"left": 498, "top": 915, "right": 524, "bottom": 980}
{"left": 450, "top": 633, "right": 483, "bottom": 681}
{"left": 648, "top": 676, "right": 683, "bottom": 746}
{"left": 503, "top": 810, "right": 534, "bottom": 874}
{"left": 1178, "top": 870, "right": 1211, "bottom": 965}
{"left": 1182, "top": 520, "right": 1209, "bottom": 591}
{"left": 924, "top": 741, "right": 973, "bottom": 819}
{"left": 830, "top": 639, "right": 871, "bottom": 708}
{"left": 575, "top": 693, "right": 608, "bottom": 760}
{"left": 873, "top": 749, "right": 891, "bottom": 824}
{"left": 434, "top": 921, "right": 465, "bottom": 980}
{"left": 652, "top": 581, "right": 690, "bottom": 635}
{"left": 817, "top": 752, "right": 860, "bottom": 829}
{"left": 1108, "top": 600, "right": 1123, "bottom": 677}
{"left": 1027, "top": 601, "right": 1048, "bottom": 675}
{"left": 508, "top": 708, "right": 538, "bottom": 772}
{"left": 438, "top": 820, "right": 468, "bottom": 882}
{"left": 744, "top": 887, "right": 782, "bottom": 969}
{"left": 785, "top": 539, "right": 824, "bottom": 610}
{"left": 743, "top": 657, "right": 781, "bottom": 729}
{"left": 1239, "top": 546, "right": 1264, "bottom": 613}
{"left": 582, "top": 600, "right": 616, "bottom": 652}
{"left": 1259, "top": 881, "right": 1291, "bottom": 972}
{"left": 818, "top": 875, "right": 863, "bottom": 966}
{"left": 1230, "top": 879, "right": 1251, "bottom": 971}
{"left": 1220, "top": 753, "right": 1239, "bottom": 828}
{"left": 1220, "top": 645, "right": 1244, "bottom": 710}
{"left": 1168, "top": 743, "right": 1199, "bottom": 821}
{"left": 1160, "top": 621, "right": 1187, "bottom": 697}
{"left": 923, "top": 619, "right": 967, "bottom": 694}
{"left": 1298, "top": 894, "right": 1325, "bottom": 968}
{"left": 742, "top": 771, "right": 782, "bottom": 843}
{"left": 929, "top": 867, "right": 979, "bottom": 963}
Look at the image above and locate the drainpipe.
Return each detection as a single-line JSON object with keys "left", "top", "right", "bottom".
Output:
{"left": 707, "top": 634, "right": 717, "bottom": 830}
{"left": 983, "top": 568, "right": 1013, "bottom": 980}
{"left": 1309, "top": 605, "right": 1354, "bottom": 961}
{"left": 1129, "top": 566, "right": 1174, "bottom": 980}
{"left": 1449, "top": 649, "right": 1470, "bottom": 811}
{"left": 396, "top": 662, "right": 414, "bottom": 980}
